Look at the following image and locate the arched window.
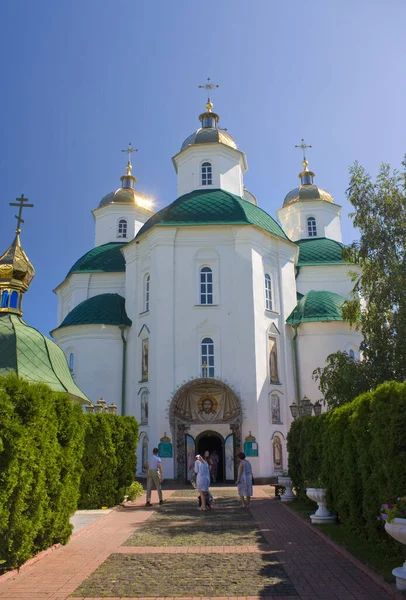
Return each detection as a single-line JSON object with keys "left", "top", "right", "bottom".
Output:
{"left": 307, "top": 216, "right": 317, "bottom": 237}
{"left": 141, "top": 390, "right": 148, "bottom": 425}
{"left": 201, "top": 162, "right": 212, "bottom": 186}
{"left": 10, "top": 291, "right": 19, "bottom": 309}
{"left": 68, "top": 352, "right": 74, "bottom": 374}
{"left": 200, "top": 267, "right": 213, "bottom": 304}
{"left": 144, "top": 274, "right": 150, "bottom": 312}
{"left": 118, "top": 219, "right": 128, "bottom": 239}
{"left": 349, "top": 349, "right": 355, "bottom": 359}
{"left": 201, "top": 337, "right": 214, "bottom": 377}
{"left": 1, "top": 290, "right": 9, "bottom": 308}
{"left": 265, "top": 273, "right": 273, "bottom": 311}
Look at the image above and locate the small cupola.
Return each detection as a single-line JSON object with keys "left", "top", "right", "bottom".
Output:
{"left": 173, "top": 79, "right": 248, "bottom": 198}
{"left": 0, "top": 194, "right": 35, "bottom": 316}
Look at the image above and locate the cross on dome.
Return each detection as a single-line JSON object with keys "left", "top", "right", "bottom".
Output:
{"left": 121, "top": 142, "right": 138, "bottom": 175}
{"left": 198, "top": 77, "right": 219, "bottom": 112}
{"left": 294, "top": 138, "right": 312, "bottom": 170}
{"left": 9, "top": 194, "right": 34, "bottom": 236}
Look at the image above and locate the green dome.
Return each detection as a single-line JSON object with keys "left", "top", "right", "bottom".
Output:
{"left": 0, "top": 313, "right": 89, "bottom": 403}
{"left": 296, "top": 237, "right": 346, "bottom": 266}
{"left": 136, "top": 189, "right": 288, "bottom": 240}
{"left": 67, "top": 242, "right": 127, "bottom": 277}
{"left": 286, "top": 290, "right": 346, "bottom": 325}
{"left": 58, "top": 294, "right": 131, "bottom": 329}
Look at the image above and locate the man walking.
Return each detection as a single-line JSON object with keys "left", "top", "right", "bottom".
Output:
{"left": 145, "top": 447, "right": 164, "bottom": 506}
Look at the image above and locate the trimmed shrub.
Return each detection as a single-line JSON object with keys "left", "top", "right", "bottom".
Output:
{"left": 0, "top": 374, "right": 85, "bottom": 570}
{"left": 287, "top": 380, "right": 406, "bottom": 546}
{"left": 78, "top": 413, "right": 138, "bottom": 509}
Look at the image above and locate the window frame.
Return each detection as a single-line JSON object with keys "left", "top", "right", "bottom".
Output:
{"left": 264, "top": 273, "right": 273, "bottom": 311}
{"left": 144, "top": 273, "right": 150, "bottom": 313}
{"left": 307, "top": 216, "right": 317, "bottom": 237}
{"left": 201, "top": 336, "right": 215, "bottom": 377}
{"left": 117, "top": 218, "right": 128, "bottom": 239}
{"left": 201, "top": 161, "right": 212, "bottom": 186}
{"left": 199, "top": 266, "right": 213, "bottom": 305}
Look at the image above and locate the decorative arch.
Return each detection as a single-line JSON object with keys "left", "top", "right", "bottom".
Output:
{"left": 169, "top": 378, "right": 242, "bottom": 480}
{"left": 271, "top": 431, "right": 285, "bottom": 472}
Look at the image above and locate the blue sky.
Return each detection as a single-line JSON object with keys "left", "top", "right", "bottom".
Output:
{"left": 0, "top": 0, "right": 405, "bottom": 335}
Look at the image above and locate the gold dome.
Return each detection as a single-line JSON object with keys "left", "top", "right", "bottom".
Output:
{"left": 283, "top": 184, "right": 334, "bottom": 207}
{"left": 99, "top": 187, "right": 153, "bottom": 211}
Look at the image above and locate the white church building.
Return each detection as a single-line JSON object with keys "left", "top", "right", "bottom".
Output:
{"left": 51, "top": 95, "right": 361, "bottom": 482}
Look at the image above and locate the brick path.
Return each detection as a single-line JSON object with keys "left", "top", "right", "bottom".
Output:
{"left": 0, "top": 486, "right": 401, "bottom": 600}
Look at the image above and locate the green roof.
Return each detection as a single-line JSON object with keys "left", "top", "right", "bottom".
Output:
{"left": 0, "top": 313, "right": 89, "bottom": 403}
{"left": 67, "top": 242, "right": 127, "bottom": 277}
{"left": 286, "top": 290, "right": 347, "bottom": 325}
{"left": 57, "top": 294, "right": 131, "bottom": 329}
{"left": 136, "top": 189, "right": 288, "bottom": 240}
{"left": 296, "top": 237, "right": 346, "bottom": 266}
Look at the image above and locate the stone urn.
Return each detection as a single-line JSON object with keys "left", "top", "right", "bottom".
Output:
{"left": 385, "top": 518, "right": 406, "bottom": 591}
{"left": 278, "top": 475, "right": 295, "bottom": 502}
{"left": 306, "top": 487, "right": 336, "bottom": 524}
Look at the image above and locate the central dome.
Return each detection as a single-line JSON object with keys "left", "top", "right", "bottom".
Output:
{"left": 181, "top": 128, "right": 237, "bottom": 151}
{"left": 98, "top": 187, "right": 152, "bottom": 209}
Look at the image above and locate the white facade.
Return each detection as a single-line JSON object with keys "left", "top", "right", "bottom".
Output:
{"left": 52, "top": 105, "right": 361, "bottom": 482}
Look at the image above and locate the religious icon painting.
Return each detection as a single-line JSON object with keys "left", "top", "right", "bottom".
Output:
{"left": 141, "top": 338, "right": 149, "bottom": 381}
{"left": 268, "top": 336, "right": 279, "bottom": 383}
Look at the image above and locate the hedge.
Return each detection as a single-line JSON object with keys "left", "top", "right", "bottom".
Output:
{"left": 287, "top": 381, "right": 406, "bottom": 545}
{"left": 0, "top": 374, "right": 85, "bottom": 570}
{"left": 78, "top": 413, "right": 139, "bottom": 509}
{"left": 0, "top": 374, "right": 139, "bottom": 570}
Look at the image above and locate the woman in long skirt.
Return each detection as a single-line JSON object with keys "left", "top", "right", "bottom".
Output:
{"left": 236, "top": 451, "right": 253, "bottom": 508}
{"left": 194, "top": 454, "right": 211, "bottom": 511}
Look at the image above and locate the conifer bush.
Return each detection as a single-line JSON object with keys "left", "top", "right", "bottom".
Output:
{"left": 0, "top": 374, "right": 85, "bottom": 570}
{"left": 287, "top": 381, "right": 406, "bottom": 545}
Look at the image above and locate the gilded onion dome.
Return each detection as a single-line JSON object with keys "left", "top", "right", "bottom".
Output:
{"left": 98, "top": 146, "right": 153, "bottom": 211}
{"left": 181, "top": 98, "right": 237, "bottom": 151}
{"left": 0, "top": 196, "right": 35, "bottom": 315}
{"left": 283, "top": 159, "right": 334, "bottom": 207}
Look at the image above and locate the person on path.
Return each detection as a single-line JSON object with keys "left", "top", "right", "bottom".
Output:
{"left": 145, "top": 447, "right": 164, "bottom": 506}
{"left": 194, "top": 454, "right": 211, "bottom": 511}
{"left": 210, "top": 450, "right": 219, "bottom": 482}
{"left": 236, "top": 451, "right": 253, "bottom": 508}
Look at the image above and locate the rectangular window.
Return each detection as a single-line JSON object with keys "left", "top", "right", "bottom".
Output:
{"left": 265, "top": 274, "right": 273, "bottom": 311}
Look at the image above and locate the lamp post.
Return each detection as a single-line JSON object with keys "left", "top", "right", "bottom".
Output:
{"left": 289, "top": 396, "right": 323, "bottom": 420}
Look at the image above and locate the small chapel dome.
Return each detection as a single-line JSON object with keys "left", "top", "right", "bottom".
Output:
{"left": 283, "top": 159, "right": 334, "bottom": 207}
{"left": 98, "top": 144, "right": 153, "bottom": 212}
{"left": 180, "top": 95, "right": 237, "bottom": 151}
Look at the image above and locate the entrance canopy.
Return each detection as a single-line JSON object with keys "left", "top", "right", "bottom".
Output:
{"left": 170, "top": 378, "right": 241, "bottom": 426}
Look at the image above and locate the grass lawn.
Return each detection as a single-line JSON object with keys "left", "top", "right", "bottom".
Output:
{"left": 288, "top": 497, "right": 406, "bottom": 583}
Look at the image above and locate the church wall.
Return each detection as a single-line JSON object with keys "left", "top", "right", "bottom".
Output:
{"left": 174, "top": 145, "right": 245, "bottom": 198}
{"left": 277, "top": 201, "right": 342, "bottom": 242}
{"left": 93, "top": 205, "right": 153, "bottom": 246}
{"left": 296, "top": 321, "right": 363, "bottom": 402}
{"left": 296, "top": 265, "right": 358, "bottom": 299}
{"left": 251, "top": 233, "right": 298, "bottom": 476}
{"left": 51, "top": 325, "right": 123, "bottom": 407}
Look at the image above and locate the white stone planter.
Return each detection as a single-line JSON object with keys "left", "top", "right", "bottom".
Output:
{"left": 385, "top": 518, "right": 406, "bottom": 591}
{"left": 306, "top": 487, "right": 336, "bottom": 524}
{"left": 278, "top": 476, "right": 295, "bottom": 502}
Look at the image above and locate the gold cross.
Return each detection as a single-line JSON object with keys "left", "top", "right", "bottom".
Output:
{"left": 121, "top": 142, "right": 138, "bottom": 163}
{"left": 294, "top": 138, "right": 312, "bottom": 162}
{"left": 198, "top": 77, "right": 220, "bottom": 93}
{"left": 202, "top": 362, "right": 208, "bottom": 377}
{"left": 9, "top": 194, "right": 34, "bottom": 234}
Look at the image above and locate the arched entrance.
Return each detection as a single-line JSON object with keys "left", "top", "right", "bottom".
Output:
{"left": 169, "top": 378, "right": 242, "bottom": 482}
{"left": 196, "top": 430, "right": 224, "bottom": 483}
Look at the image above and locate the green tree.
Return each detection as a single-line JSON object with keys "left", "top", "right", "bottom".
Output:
{"left": 313, "top": 351, "right": 371, "bottom": 409}
{"left": 314, "top": 157, "right": 406, "bottom": 404}
{"left": 344, "top": 158, "right": 406, "bottom": 384}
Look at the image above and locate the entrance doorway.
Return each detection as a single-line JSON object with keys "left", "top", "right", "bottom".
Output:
{"left": 196, "top": 431, "right": 224, "bottom": 483}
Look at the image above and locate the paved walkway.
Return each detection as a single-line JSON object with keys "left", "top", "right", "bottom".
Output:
{"left": 0, "top": 486, "right": 401, "bottom": 600}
